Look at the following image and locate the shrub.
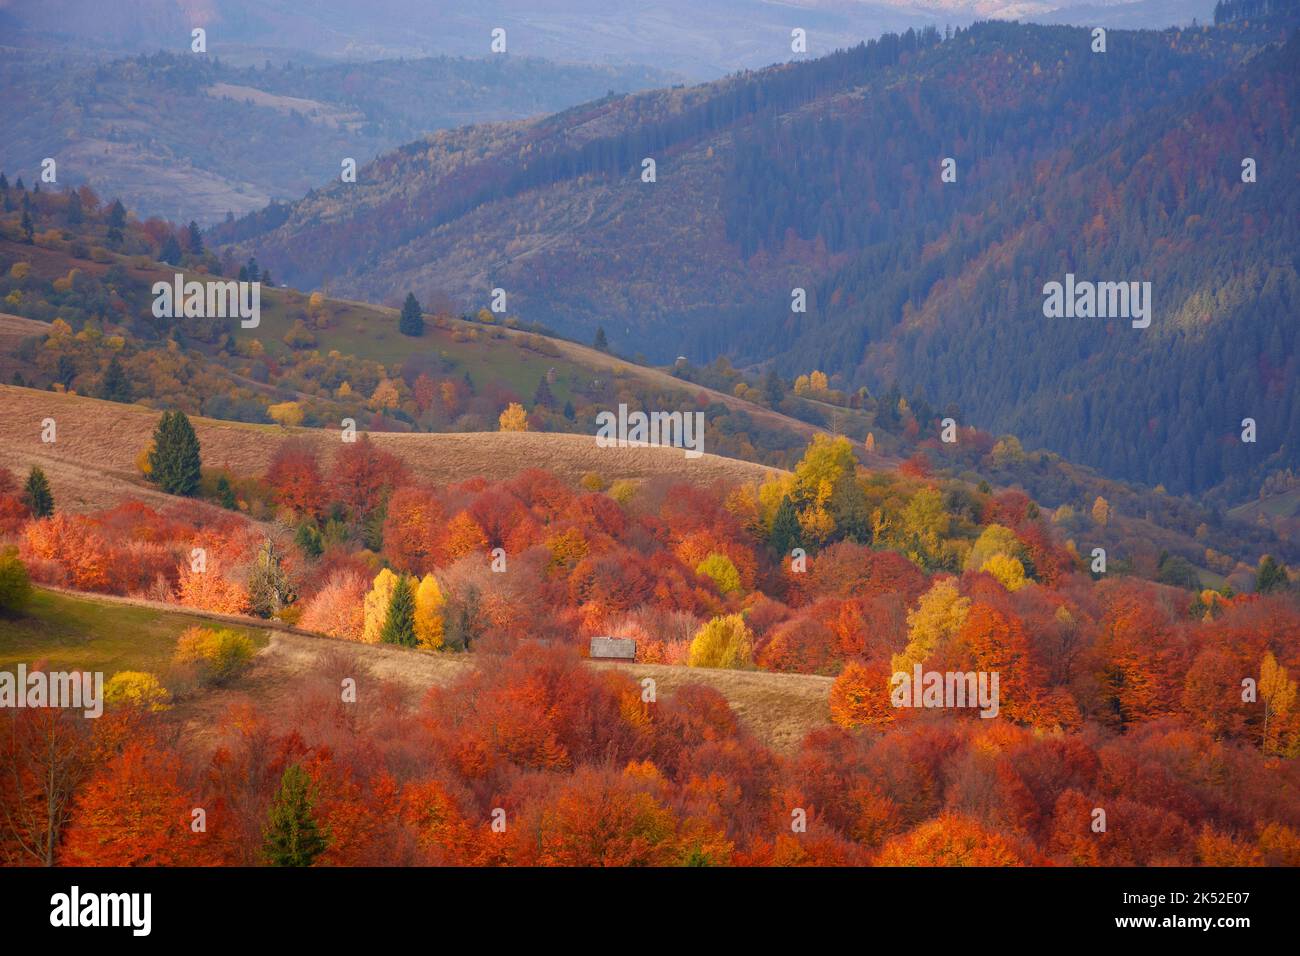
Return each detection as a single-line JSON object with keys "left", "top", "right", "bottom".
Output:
{"left": 104, "top": 671, "right": 171, "bottom": 711}
{"left": 688, "top": 613, "right": 753, "bottom": 669}
{"left": 0, "top": 546, "right": 32, "bottom": 613}
{"left": 695, "top": 552, "right": 742, "bottom": 595}
{"left": 174, "top": 626, "right": 256, "bottom": 685}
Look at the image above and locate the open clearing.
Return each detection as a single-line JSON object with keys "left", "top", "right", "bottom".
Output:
{"left": 0, "top": 588, "right": 268, "bottom": 677}
{"left": 0, "top": 384, "right": 781, "bottom": 513}
{"left": 1, "top": 588, "right": 831, "bottom": 753}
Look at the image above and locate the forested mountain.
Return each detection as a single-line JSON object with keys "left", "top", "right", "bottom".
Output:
{"left": 0, "top": 49, "right": 669, "bottom": 224}
{"left": 222, "top": 11, "right": 1299, "bottom": 500}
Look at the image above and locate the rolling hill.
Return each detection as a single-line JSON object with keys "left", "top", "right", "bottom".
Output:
{"left": 0, "top": 383, "right": 780, "bottom": 513}
{"left": 0, "top": 192, "right": 1293, "bottom": 573}
{"left": 218, "top": 12, "right": 1300, "bottom": 501}
{"left": 6, "top": 585, "right": 832, "bottom": 754}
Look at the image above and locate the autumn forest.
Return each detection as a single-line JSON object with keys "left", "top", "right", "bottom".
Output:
{"left": 0, "top": 4, "right": 1297, "bottom": 938}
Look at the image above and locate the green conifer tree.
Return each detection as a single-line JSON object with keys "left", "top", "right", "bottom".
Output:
{"left": 263, "top": 764, "right": 329, "bottom": 867}
{"left": 148, "top": 411, "right": 202, "bottom": 496}
{"left": 399, "top": 292, "right": 424, "bottom": 337}
{"left": 380, "top": 574, "right": 418, "bottom": 646}
{"left": 22, "top": 466, "right": 53, "bottom": 518}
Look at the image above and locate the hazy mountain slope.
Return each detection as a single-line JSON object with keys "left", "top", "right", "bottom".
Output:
{"left": 0, "top": 49, "right": 670, "bottom": 224}
{"left": 1, "top": 1, "right": 1222, "bottom": 78}
{"left": 223, "top": 14, "right": 1297, "bottom": 498}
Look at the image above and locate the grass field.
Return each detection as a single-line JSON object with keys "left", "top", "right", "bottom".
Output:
{"left": 0, "top": 588, "right": 269, "bottom": 677}
{"left": 235, "top": 285, "right": 842, "bottom": 446}
{"left": 1231, "top": 489, "right": 1300, "bottom": 521}
{"left": 234, "top": 288, "right": 586, "bottom": 404}
{"left": 0, "top": 588, "right": 830, "bottom": 752}
{"left": 0, "top": 384, "right": 781, "bottom": 514}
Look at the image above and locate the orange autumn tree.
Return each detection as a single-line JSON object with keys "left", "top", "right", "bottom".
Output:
{"left": 22, "top": 514, "right": 112, "bottom": 591}
{"left": 382, "top": 485, "right": 444, "bottom": 573}
{"left": 954, "top": 604, "right": 1046, "bottom": 724}
{"left": 400, "top": 778, "right": 476, "bottom": 865}
{"left": 176, "top": 548, "right": 250, "bottom": 615}
{"left": 329, "top": 434, "right": 407, "bottom": 522}
{"left": 440, "top": 511, "right": 489, "bottom": 563}
{"left": 876, "top": 812, "right": 1030, "bottom": 866}
{"left": 265, "top": 438, "right": 324, "bottom": 517}
{"left": 830, "top": 660, "right": 895, "bottom": 728}
{"left": 514, "top": 767, "right": 685, "bottom": 866}
{"left": 61, "top": 743, "right": 227, "bottom": 865}
{"left": 0, "top": 707, "right": 91, "bottom": 866}
{"left": 298, "top": 569, "right": 367, "bottom": 641}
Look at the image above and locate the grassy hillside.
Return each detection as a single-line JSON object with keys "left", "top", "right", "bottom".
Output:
{"left": 0, "top": 587, "right": 268, "bottom": 676}
{"left": 0, "top": 587, "right": 830, "bottom": 753}
{"left": 0, "top": 383, "right": 780, "bottom": 513}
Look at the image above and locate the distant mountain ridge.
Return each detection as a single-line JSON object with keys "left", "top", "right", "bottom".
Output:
{"left": 1, "top": 0, "right": 1218, "bottom": 79}
{"left": 0, "top": 49, "right": 671, "bottom": 224}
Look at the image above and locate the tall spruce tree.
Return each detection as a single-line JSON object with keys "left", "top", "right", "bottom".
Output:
{"left": 148, "top": 411, "right": 202, "bottom": 496}
{"left": 22, "top": 466, "right": 53, "bottom": 518}
{"left": 99, "top": 355, "right": 132, "bottom": 403}
{"left": 769, "top": 495, "right": 800, "bottom": 557}
{"left": 380, "top": 575, "right": 417, "bottom": 646}
{"left": 1256, "top": 555, "right": 1287, "bottom": 594}
{"left": 762, "top": 367, "right": 784, "bottom": 406}
{"left": 263, "top": 764, "right": 329, "bottom": 867}
{"left": 399, "top": 292, "right": 424, "bottom": 336}
{"left": 66, "top": 189, "right": 83, "bottom": 225}
{"left": 159, "top": 233, "right": 182, "bottom": 265}
{"left": 533, "top": 375, "right": 555, "bottom": 409}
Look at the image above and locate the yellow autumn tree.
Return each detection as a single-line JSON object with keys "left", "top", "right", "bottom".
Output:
{"left": 695, "top": 553, "right": 742, "bottom": 595}
{"left": 793, "top": 433, "right": 856, "bottom": 504}
{"left": 793, "top": 374, "right": 811, "bottom": 395}
{"left": 268, "top": 401, "right": 304, "bottom": 428}
{"left": 981, "top": 553, "right": 1028, "bottom": 592}
{"left": 964, "top": 524, "right": 1025, "bottom": 572}
{"left": 362, "top": 568, "right": 399, "bottom": 644}
{"left": 307, "top": 291, "right": 327, "bottom": 327}
{"left": 371, "top": 378, "right": 400, "bottom": 411}
{"left": 798, "top": 477, "right": 836, "bottom": 544}
{"left": 135, "top": 439, "right": 155, "bottom": 477}
{"left": 902, "top": 486, "right": 949, "bottom": 558}
{"left": 1092, "top": 496, "right": 1111, "bottom": 527}
{"left": 688, "top": 614, "right": 753, "bottom": 669}
{"left": 893, "top": 577, "right": 970, "bottom": 674}
{"left": 498, "top": 402, "right": 528, "bottom": 431}
{"left": 413, "top": 573, "right": 445, "bottom": 650}
{"left": 103, "top": 671, "right": 171, "bottom": 711}
{"left": 757, "top": 473, "right": 797, "bottom": 531}
{"left": 809, "top": 370, "right": 829, "bottom": 392}
{"left": 1260, "top": 651, "right": 1297, "bottom": 756}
